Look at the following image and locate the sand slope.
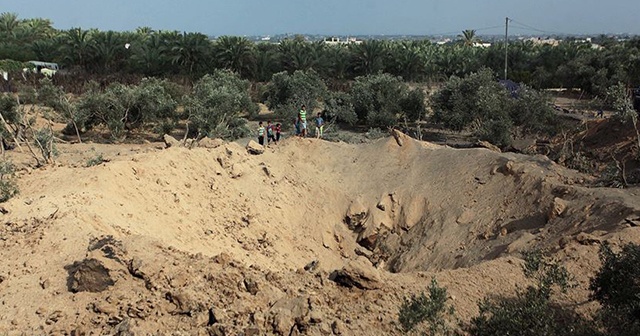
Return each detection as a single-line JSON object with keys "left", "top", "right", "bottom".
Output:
{"left": 1, "top": 133, "right": 640, "bottom": 334}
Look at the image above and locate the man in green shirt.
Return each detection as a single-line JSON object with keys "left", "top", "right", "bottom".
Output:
{"left": 299, "top": 104, "right": 307, "bottom": 137}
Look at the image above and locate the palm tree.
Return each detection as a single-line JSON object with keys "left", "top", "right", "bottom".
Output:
{"left": 0, "top": 12, "right": 20, "bottom": 37}
{"left": 323, "top": 45, "right": 351, "bottom": 80}
{"left": 168, "top": 32, "right": 212, "bottom": 76}
{"left": 91, "top": 31, "right": 127, "bottom": 73}
{"left": 60, "top": 28, "right": 94, "bottom": 70}
{"left": 350, "top": 40, "right": 387, "bottom": 76}
{"left": 278, "top": 39, "right": 318, "bottom": 72}
{"left": 213, "top": 36, "right": 255, "bottom": 78}
{"left": 459, "top": 29, "right": 478, "bottom": 47}
{"left": 129, "top": 34, "right": 167, "bottom": 76}
{"left": 251, "top": 43, "right": 279, "bottom": 82}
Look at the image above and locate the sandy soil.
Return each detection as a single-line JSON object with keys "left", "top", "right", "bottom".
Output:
{"left": 0, "top": 132, "right": 639, "bottom": 335}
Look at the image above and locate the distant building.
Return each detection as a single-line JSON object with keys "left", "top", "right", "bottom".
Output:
{"left": 472, "top": 42, "right": 492, "bottom": 48}
{"left": 323, "top": 37, "right": 363, "bottom": 45}
{"left": 525, "top": 37, "right": 561, "bottom": 46}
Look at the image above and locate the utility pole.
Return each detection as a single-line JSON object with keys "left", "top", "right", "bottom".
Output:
{"left": 504, "top": 17, "right": 509, "bottom": 80}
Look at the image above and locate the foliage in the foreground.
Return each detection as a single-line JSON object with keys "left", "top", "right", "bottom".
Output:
{"left": 469, "top": 250, "right": 600, "bottom": 336}
{"left": 398, "top": 278, "right": 455, "bottom": 334}
{"left": 264, "top": 69, "right": 327, "bottom": 118}
{"left": 86, "top": 153, "right": 106, "bottom": 167}
{"left": 431, "top": 68, "right": 557, "bottom": 147}
{"left": 591, "top": 243, "right": 640, "bottom": 336}
{"left": 0, "top": 160, "right": 18, "bottom": 203}
{"left": 75, "top": 78, "right": 179, "bottom": 139}
{"left": 0, "top": 94, "right": 21, "bottom": 140}
{"left": 184, "top": 70, "right": 256, "bottom": 139}
{"left": 351, "top": 73, "right": 426, "bottom": 128}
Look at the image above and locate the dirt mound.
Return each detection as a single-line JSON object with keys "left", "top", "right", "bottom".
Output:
{"left": 1, "top": 134, "right": 640, "bottom": 334}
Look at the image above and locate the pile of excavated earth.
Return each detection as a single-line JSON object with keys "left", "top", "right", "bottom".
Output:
{"left": 1, "top": 131, "right": 640, "bottom": 335}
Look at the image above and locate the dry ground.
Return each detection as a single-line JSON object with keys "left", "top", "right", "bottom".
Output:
{"left": 0, "top": 130, "right": 640, "bottom": 335}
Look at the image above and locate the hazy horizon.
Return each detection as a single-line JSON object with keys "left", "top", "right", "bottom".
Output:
{"left": 1, "top": 0, "right": 639, "bottom": 36}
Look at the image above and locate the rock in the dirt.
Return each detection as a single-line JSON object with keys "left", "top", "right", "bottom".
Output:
{"left": 208, "top": 307, "right": 228, "bottom": 325}
{"left": 456, "top": 208, "right": 475, "bottom": 225}
{"left": 329, "top": 258, "right": 381, "bottom": 290}
{"left": 163, "top": 134, "right": 181, "bottom": 148}
{"left": 267, "top": 296, "right": 310, "bottom": 335}
{"left": 166, "top": 290, "right": 199, "bottom": 315}
{"left": 476, "top": 140, "right": 501, "bottom": 152}
{"left": 331, "top": 320, "right": 345, "bottom": 335}
{"left": 242, "top": 327, "right": 260, "bottom": 336}
{"left": 304, "top": 260, "right": 319, "bottom": 272}
{"left": 198, "top": 137, "right": 225, "bottom": 149}
{"left": 576, "top": 232, "right": 601, "bottom": 245}
{"left": 357, "top": 219, "right": 380, "bottom": 250}
{"left": 391, "top": 129, "right": 404, "bottom": 147}
{"left": 547, "top": 197, "right": 568, "bottom": 221}
{"left": 244, "top": 276, "right": 259, "bottom": 295}
{"left": 345, "top": 199, "right": 368, "bottom": 230}
{"left": 66, "top": 259, "right": 114, "bottom": 293}
{"left": 246, "top": 140, "right": 265, "bottom": 155}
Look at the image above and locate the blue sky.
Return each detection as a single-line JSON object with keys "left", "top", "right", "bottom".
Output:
{"left": 1, "top": 0, "right": 638, "bottom": 36}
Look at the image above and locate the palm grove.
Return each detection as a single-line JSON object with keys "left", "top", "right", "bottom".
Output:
{"left": 1, "top": 12, "right": 640, "bottom": 146}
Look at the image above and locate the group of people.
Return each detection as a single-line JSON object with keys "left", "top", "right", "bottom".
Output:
{"left": 257, "top": 105, "right": 325, "bottom": 146}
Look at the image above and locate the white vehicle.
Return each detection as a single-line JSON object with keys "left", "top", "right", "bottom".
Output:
{"left": 26, "top": 61, "right": 59, "bottom": 77}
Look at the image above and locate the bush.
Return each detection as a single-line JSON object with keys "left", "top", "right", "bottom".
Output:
{"left": 184, "top": 70, "right": 256, "bottom": 139}
{"left": 469, "top": 251, "right": 598, "bottom": 336}
{"left": 75, "top": 78, "right": 179, "bottom": 139}
{"left": 398, "top": 278, "right": 454, "bottom": 334}
{"left": 431, "top": 68, "right": 558, "bottom": 147}
{"left": 323, "top": 91, "right": 357, "bottom": 125}
{"left": 264, "top": 69, "right": 327, "bottom": 118}
{"left": 86, "top": 153, "right": 106, "bottom": 167}
{"left": 351, "top": 73, "right": 408, "bottom": 128}
{"left": 590, "top": 243, "right": 640, "bottom": 336}
{"left": 0, "top": 160, "right": 18, "bottom": 203}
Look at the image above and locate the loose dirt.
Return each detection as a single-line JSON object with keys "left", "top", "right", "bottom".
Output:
{"left": 1, "top": 132, "right": 640, "bottom": 335}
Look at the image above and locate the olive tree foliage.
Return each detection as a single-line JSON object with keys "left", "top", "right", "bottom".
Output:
{"left": 469, "top": 251, "right": 600, "bottom": 336}
{"left": 606, "top": 82, "right": 640, "bottom": 152}
{"left": 350, "top": 73, "right": 426, "bottom": 128}
{"left": 75, "top": 78, "right": 178, "bottom": 140}
{"left": 322, "top": 91, "right": 357, "bottom": 125}
{"left": 431, "top": 68, "right": 558, "bottom": 147}
{"left": 37, "top": 78, "right": 83, "bottom": 142}
{"left": 184, "top": 70, "right": 257, "bottom": 140}
{"left": 264, "top": 69, "right": 327, "bottom": 118}
{"left": 0, "top": 93, "right": 20, "bottom": 140}
{"left": 0, "top": 159, "right": 18, "bottom": 202}
{"left": 590, "top": 243, "right": 640, "bottom": 336}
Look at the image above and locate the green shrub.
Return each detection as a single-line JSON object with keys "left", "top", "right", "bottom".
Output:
{"left": 351, "top": 73, "right": 408, "bottom": 128}
{"left": 0, "top": 160, "right": 18, "bottom": 203}
{"left": 264, "top": 69, "right": 327, "bottom": 118}
{"left": 365, "top": 127, "right": 387, "bottom": 140}
{"left": 184, "top": 70, "right": 256, "bottom": 139}
{"left": 323, "top": 91, "right": 357, "bottom": 125}
{"left": 75, "top": 78, "right": 178, "bottom": 139}
{"left": 591, "top": 243, "right": 640, "bottom": 336}
{"left": 86, "top": 153, "right": 106, "bottom": 167}
{"left": 398, "top": 278, "right": 454, "bottom": 334}
{"left": 431, "top": 68, "right": 558, "bottom": 147}
{"left": 469, "top": 251, "right": 598, "bottom": 336}
{"left": 34, "top": 127, "right": 57, "bottom": 162}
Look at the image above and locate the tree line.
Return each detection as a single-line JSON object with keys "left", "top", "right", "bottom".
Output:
{"left": 2, "top": 13, "right": 640, "bottom": 97}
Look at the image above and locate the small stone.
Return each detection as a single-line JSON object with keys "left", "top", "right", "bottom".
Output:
{"left": 244, "top": 277, "right": 259, "bottom": 295}
{"left": 332, "top": 320, "right": 344, "bottom": 335}
{"left": 246, "top": 140, "right": 265, "bottom": 155}
{"left": 243, "top": 327, "right": 260, "bottom": 336}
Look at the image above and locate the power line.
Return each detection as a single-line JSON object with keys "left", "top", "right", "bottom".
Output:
{"left": 508, "top": 19, "right": 568, "bottom": 36}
